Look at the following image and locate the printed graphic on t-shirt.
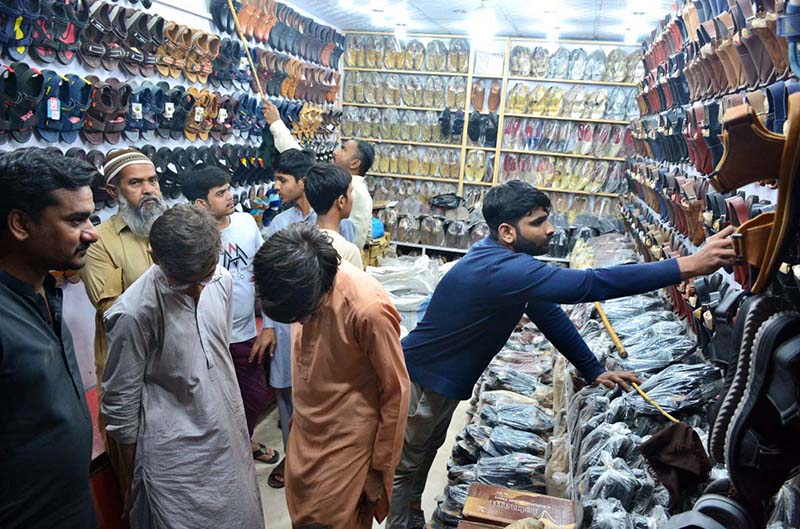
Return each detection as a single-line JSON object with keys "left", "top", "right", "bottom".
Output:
{"left": 222, "top": 242, "right": 249, "bottom": 281}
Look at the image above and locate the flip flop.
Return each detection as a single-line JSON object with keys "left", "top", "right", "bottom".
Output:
{"left": 253, "top": 443, "right": 280, "bottom": 464}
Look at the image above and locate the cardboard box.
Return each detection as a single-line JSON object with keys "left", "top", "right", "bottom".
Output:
{"left": 462, "top": 483, "right": 577, "bottom": 528}
{"left": 457, "top": 521, "right": 500, "bottom": 529}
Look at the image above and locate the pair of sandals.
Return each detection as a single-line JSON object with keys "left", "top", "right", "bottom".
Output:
{"left": 19, "top": 0, "right": 89, "bottom": 65}
{"left": 467, "top": 111, "right": 498, "bottom": 148}
{"left": 438, "top": 107, "right": 465, "bottom": 142}
{"left": 155, "top": 22, "right": 220, "bottom": 83}
{"left": 471, "top": 80, "right": 501, "bottom": 113}
{"left": 464, "top": 150, "right": 490, "bottom": 183}
{"left": 34, "top": 69, "right": 91, "bottom": 144}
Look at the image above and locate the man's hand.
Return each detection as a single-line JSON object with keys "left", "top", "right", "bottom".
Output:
{"left": 363, "top": 469, "right": 385, "bottom": 504}
{"left": 678, "top": 225, "right": 736, "bottom": 279}
{"left": 595, "top": 370, "right": 641, "bottom": 392}
{"left": 251, "top": 328, "right": 277, "bottom": 363}
{"left": 262, "top": 101, "right": 280, "bottom": 125}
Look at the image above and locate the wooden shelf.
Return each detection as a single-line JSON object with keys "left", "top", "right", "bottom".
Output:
{"left": 500, "top": 148, "right": 625, "bottom": 162}
{"left": 343, "top": 67, "right": 468, "bottom": 78}
{"left": 344, "top": 102, "right": 447, "bottom": 112}
{"left": 537, "top": 187, "right": 621, "bottom": 198}
{"left": 504, "top": 113, "right": 630, "bottom": 125}
{"left": 465, "top": 145, "right": 498, "bottom": 152}
{"left": 463, "top": 181, "right": 495, "bottom": 187}
{"left": 507, "top": 76, "right": 637, "bottom": 87}
{"left": 342, "top": 137, "right": 461, "bottom": 149}
{"left": 394, "top": 242, "right": 469, "bottom": 254}
{"left": 367, "top": 172, "right": 460, "bottom": 183}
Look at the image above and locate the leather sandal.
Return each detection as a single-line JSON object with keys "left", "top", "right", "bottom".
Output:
{"left": 81, "top": 75, "right": 128, "bottom": 145}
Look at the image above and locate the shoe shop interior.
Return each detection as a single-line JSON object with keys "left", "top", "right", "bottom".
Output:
{"left": 3, "top": 0, "right": 800, "bottom": 528}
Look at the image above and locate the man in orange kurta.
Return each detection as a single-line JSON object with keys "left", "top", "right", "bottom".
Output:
{"left": 253, "top": 222, "right": 410, "bottom": 529}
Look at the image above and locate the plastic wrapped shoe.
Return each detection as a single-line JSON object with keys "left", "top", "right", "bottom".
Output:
{"left": 529, "top": 119, "right": 545, "bottom": 150}
{"left": 384, "top": 74, "right": 401, "bottom": 105}
{"left": 344, "top": 70, "right": 359, "bottom": 103}
{"left": 588, "top": 161, "right": 609, "bottom": 192}
{"left": 577, "top": 122, "right": 594, "bottom": 155}
{"left": 507, "top": 82, "right": 529, "bottom": 113}
{"left": 386, "top": 145, "right": 400, "bottom": 173}
{"left": 365, "top": 35, "right": 384, "bottom": 69}
{"left": 345, "top": 34, "right": 360, "bottom": 67}
{"left": 342, "top": 106, "right": 359, "bottom": 137}
{"left": 364, "top": 107, "right": 382, "bottom": 138}
{"left": 568, "top": 48, "right": 588, "bottom": 80}
{"left": 548, "top": 47, "right": 570, "bottom": 78}
{"left": 442, "top": 150, "right": 460, "bottom": 179}
{"left": 428, "top": 148, "right": 442, "bottom": 176}
{"left": 384, "top": 36, "right": 402, "bottom": 69}
{"left": 625, "top": 50, "right": 644, "bottom": 83}
{"left": 593, "top": 123, "right": 612, "bottom": 157}
{"left": 376, "top": 145, "right": 390, "bottom": 173}
{"left": 424, "top": 76, "right": 443, "bottom": 108}
{"left": 555, "top": 121, "right": 576, "bottom": 153}
{"left": 398, "top": 144, "right": 412, "bottom": 174}
{"left": 484, "top": 153, "right": 494, "bottom": 182}
{"left": 422, "top": 110, "right": 438, "bottom": 143}
{"left": 527, "top": 85, "right": 547, "bottom": 115}
{"left": 402, "top": 75, "right": 424, "bottom": 106}
{"left": 605, "top": 87, "right": 627, "bottom": 120}
{"left": 471, "top": 221, "right": 489, "bottom": 243}
{"left": 426, "top": 40, "right": 447, "bottom": 72}
{"left": 420, "top": 215, "right": 445, "bottom": 246}
{"left": 518, "top": 154, "right": 535, "bottom": 184}
{"left": 363, "top": 72, "right": 382, "bottom": 104}
{"left": 446, "top": 220, "right": 470, "bottom": 249}
{"left": 502, "top": 153, "right": 519, "bottom": 182}
{"left": 446, "top": 76, "right": 467, "bottom": 108}
{"left": 539, "top": 120, "right": 557, "bottom": 151}
{"left": 400, "top": 110, "right": 420, "bottom": 141}
{"left": 624, "top": 90, "right": 640, "bottom": 120}
{"left": 606, "top": 48, "right": 627, "bottom": 82}
{"left": 588, "top": 89, "right": 608, "bottom": 119}
{"left": 449, "top": 38, "right": 470, "bottom": 73}
{"left": 566, "top": 86, "right": 589, "bottom": 118}
{"left": 537, "top": 156, "right": 556, "bottom": 187}
{"left": 531, "top": 46, "right": 550, "bottom": 77}
{"left": 404, "top": 39, "right": 426, "bottom": 70}
{"left": 396, "top": 215, "right": 420, "bottom": 243}
{"left": 585, "top": 49, "right": 607, "bottom": 80}
{"left": 381, "top": 108, "right": 400, "bottom": 139}
{"left": 544, "top": 86, "right": 564, "bottom": 116}
{"left": 510, "top": 45, "right": 532, "bottom": 76}
{"left": 420, "top": 148, "right": 432, "bottom": 175}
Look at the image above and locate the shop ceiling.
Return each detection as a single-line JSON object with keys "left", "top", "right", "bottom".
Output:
{"left": 296, "top": 0, "right": 673, "bottom": 43}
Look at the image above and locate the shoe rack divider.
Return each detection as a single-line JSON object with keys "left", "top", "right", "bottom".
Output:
{"left": 342, "top": 31, "right": 639, "bottom": 200}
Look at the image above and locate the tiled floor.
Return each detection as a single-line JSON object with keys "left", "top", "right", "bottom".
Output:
{"left": 254, "top": 401, "right": 472, "bottom": 528}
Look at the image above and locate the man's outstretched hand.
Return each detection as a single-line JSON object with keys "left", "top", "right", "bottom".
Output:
{"left": 595, "top": 370, "right": 641, "bottom": 392}
{"left": 678, "top": 225, "right": 736, "bottom": 279}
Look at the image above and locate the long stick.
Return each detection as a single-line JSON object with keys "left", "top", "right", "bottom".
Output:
{"left": 225, "top": 0, "right": 265, "bottom": 98}
{"left": 593, "top": 302, "right": 680, "bottom": 423}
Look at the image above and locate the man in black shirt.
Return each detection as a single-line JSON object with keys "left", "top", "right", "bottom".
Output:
{"left": 0, "top": 148, "right": 100, "bottom": 528}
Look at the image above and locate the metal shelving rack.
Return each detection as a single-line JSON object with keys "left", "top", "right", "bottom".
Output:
{"left": 342, "top": 31, "right": 639, "bottom": 197}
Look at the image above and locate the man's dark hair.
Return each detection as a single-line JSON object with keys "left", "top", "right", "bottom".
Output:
{"left": 274, "top": 148, "right": 317, "bottom": 180}
{"left": 0, "top": 148, "right": 97, "bottom": 233}
{"left": 304, "top": 163, "right": 352, "bottom": 215}
{"left": 482, "top": 180, "right": 551, "bottom": 240}
{"left": 253, "top": 223, "right": 339, "bottom": 323}
{"left": 149, "top": 205, "right": 221, "bottom": 281}
{"left": 354, "top": 141, "right": 375, "bottom": 176}
{"left": 181, "top": 166, "right": 231, "bottom": 202}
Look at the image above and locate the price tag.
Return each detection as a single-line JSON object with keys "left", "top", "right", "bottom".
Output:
{"left": 164, "top": 102, "right": 175, "bottom": 119}
{"left": 47, "top": 97, "right": 61, "bottom": 120}
{"left": 239, "top": 57, "right": 248, "bottom": 71}
{"left": 326, "top": 123, "right": 335, "bottom": 132}
{"left": 131, "top": 102, "right": 143, "bottom": 120}
{"left": 194, "top": 106, "right": 205, "bottom": 122}
{"left": 218, "top": 108, "right": 228, "bottom": 124}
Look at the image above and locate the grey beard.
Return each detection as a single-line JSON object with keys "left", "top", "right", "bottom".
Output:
{"left": 119, "top": 194, "right": 167, "bottom": 239}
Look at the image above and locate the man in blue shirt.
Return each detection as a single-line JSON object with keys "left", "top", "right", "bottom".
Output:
{"left": 387, "top": 180, "right": 736, "bottom": 529}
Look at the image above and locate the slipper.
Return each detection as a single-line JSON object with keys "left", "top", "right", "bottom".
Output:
{"left": 268, "top": 458, "right": 286, "bottom": 489}
{"left": 253, "top": 443, "right": 280, "bottom": 464}
{"left": 726, "top": 310, "right": 800, "bottom": 501}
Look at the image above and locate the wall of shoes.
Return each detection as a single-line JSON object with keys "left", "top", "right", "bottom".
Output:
{"left": 342, "top": 32, "right": 641, "bottom": 254}
{"left": 0, "top": 0, "right": 343, "bottom": 224}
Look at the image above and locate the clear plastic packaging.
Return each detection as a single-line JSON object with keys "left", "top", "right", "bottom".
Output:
{"left": 482, "top": 425, "right": 548, "bottom": 457}
{"left": 483, "top": 365, "right": 541, "bottom": 397}
{"left": 447, "top": 463, "right": 476, "bottom": 486}
{"left": 419, "top": 215, "right": 445, "bottom": 246}
{"left": 479, "top": 403, "right": 554, "bottom": 433}
{"left": 766, "top": 478, "right": 800, "bottom": 529}
{"left": 624, "top": 364, "right": 723, "bottom": 415}
{"left": 582, "top": 498, "right": 633, "bottom": 529}
{"left": 476, "top": 454, "right": 546, "bottom": 491}
{"left": 445, "top": 220, "right": 470, "bottom": 249}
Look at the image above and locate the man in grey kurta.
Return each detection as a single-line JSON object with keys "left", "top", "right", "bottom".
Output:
{"left": 100, "top": 205, "right": 264, "bottom": 529}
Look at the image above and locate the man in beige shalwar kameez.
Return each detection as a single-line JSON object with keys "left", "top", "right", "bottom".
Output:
{"left": 253, "top": 222, "right": 410, "bottom": 529}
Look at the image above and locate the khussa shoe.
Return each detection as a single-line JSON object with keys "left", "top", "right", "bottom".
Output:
{"left": 531, "top": 46, "right": 549, "bottom": 77}
{"left": 404, "top": 39, "right": 425, "bottom": 70}
{"left": 402, "top": 75, "right": 423, "bottom": 107}
{"left": 363, "top": 72, "right": 382, "bottom": 105}
{"left": 442, "top": 150, "right": 459, "bottom": 179}
{"left": 565, "top": 86, "right": 588, "bottom": 118}
{"left": 509, "top": 45, "right": 532, "bottom": 76}
{"left": 383, "top": 36, "right": 402, "bottom": 69}
{"left": 365, "top": 34, "right": 383, "bottom": 68}
{"left": 567, "top": 48, "right": 588, "bottom": 80}
{"left": 507, "top": 82, "right": 528, "bottom": 114}
{"left": 426, "top": 39, "right": 447, "bottom": 72}
{"left": 548, "top": 46, "right": 569, "bottom": 78}
{"left": 448, "top": 38, "right": 469, "bottom": 73}
{"left": 585, "top": 49, "right": 607, "bottom": 81}
{"left": 400, "top": 109, "right": 420, "bottom": 142}
{"left": 527, "top": 85, "right": 547, "bottom": 115}
{"left": 487, "top": 81, "right": 501, "bottom": 113}
{"left": 606, "top": 48, "right": 627, "bottom": 82}
{"left": 471, "top": 79, "right": 485, "bottom": 112}
{"left": 543, "top": 86, "right": 564, "bottom": 116}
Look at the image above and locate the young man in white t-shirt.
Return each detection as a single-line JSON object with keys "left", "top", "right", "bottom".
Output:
{"left": 304, "top": 163, "right": 363, "bottom": 269}
{"left": 183, "top": 166, "right": 280, "bottom": 465}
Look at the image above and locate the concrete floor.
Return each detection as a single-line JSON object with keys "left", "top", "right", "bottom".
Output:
{"left": 253, "top": 400, "right": 472, "bottom": 528}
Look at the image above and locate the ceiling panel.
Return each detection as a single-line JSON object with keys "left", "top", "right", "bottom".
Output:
{"left": 293, "top": 0, "right": 674, "bottom": 43}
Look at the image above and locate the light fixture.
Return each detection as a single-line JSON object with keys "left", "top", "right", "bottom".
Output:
{"left": 467, "top": 0, "right": 497, "bottom": 51}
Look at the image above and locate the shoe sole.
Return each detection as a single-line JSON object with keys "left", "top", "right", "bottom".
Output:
{"left": 708, "top": 295, "right": 783, "bottom": 463}
{"left": 725, "top": 310, "right": 800, "bottom": 500}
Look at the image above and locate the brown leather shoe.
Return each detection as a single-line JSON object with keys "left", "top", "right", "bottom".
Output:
{"left": 471, "top": 80, "right": 485, "bottom": 112}
{"left": 487, "top": 81, "right": 501, "bottom": 113}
